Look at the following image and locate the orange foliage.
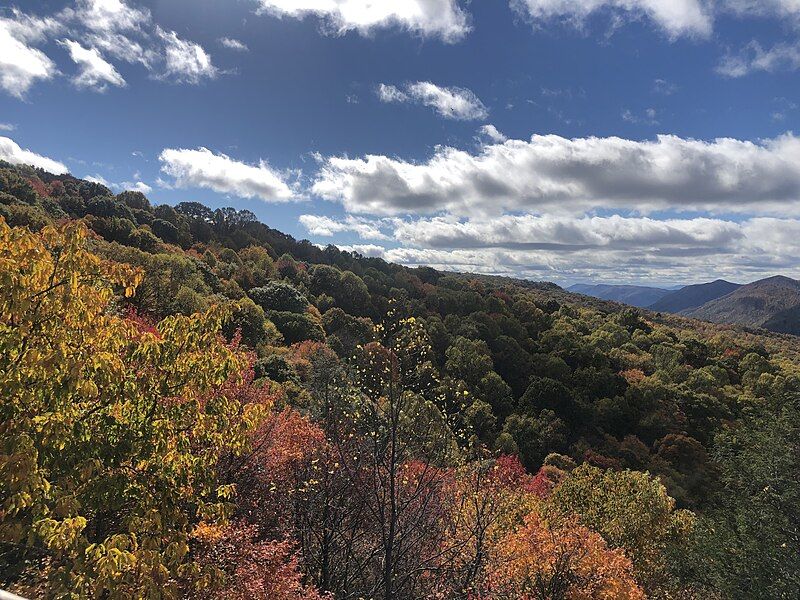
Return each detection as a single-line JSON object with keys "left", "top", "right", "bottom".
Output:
{"left": 481, "top": 514, "right": 645, "bottom": 600}
{"left": 620, "top": 369, "right": 646, "bottom": 384}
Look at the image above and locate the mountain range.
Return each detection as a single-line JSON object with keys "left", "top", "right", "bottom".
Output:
{"left": 567, "top": 283, "right": 673, "bottom": 307}
{"left": 570, "top": 276, "right": 800, "bottom": 336}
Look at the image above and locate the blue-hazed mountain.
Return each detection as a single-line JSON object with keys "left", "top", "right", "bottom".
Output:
{"left": 567, "top": 283, "right": 672, "bottom": 308}
{"left": 648, "top": 280, "right": 741, "bottom": 314}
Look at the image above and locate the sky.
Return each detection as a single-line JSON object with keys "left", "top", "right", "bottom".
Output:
{"left": 2, "top": 0, "right": 800, "bottom": 287}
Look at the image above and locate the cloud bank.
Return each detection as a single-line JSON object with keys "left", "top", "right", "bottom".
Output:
{"left": 313, "top": 133, "right": 800, "bottom": 217}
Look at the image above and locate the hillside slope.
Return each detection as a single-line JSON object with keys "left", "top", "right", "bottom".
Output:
{"left": 686, "top": 276, "right": 800, "bottom": 334}
{"left": 568, "top": 283, "right": 671, "bottom": 307}
{"left": 649, "top": 279, "right": 741, "bottom": 314}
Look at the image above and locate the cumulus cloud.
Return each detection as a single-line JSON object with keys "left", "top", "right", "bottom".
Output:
{"left": 159, "top": 147, "right": 299, "bottom": 202}
{"left": 377, "top": 81, "right": 488, "bottom": 120}
{"left": 59, "top": 39, "right": 126, "bottom": 90}
{"left": 0, "top": 136, "right": 68, "bottom": 173}
{"left": 510, "top": 0, "right": 713, "bottom": 38}
{"left": 254, "top": 0, "right": 471, "bottom": 43}
{"left": 219, "top": 37, "right": 249, "bottom": 51}
{"left": 0, "top": 12, "right": 60, "bottom": 97}
{"left": 299, "top": 214, "right": 391, "bottom": 239}
{"left": 313, "top": 132, "right": 800, "bottom": 217}
{"left": 0, "top": 123, "right": 16, "bottom": 131}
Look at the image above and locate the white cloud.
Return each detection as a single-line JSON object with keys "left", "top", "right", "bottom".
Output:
{"left": 2, "top": 1, "right": 219, "bottom": 97}
{"left": 84, "top": 174, "right": 151, "bottom": 194}
{"left": 478, "top": 124, "right": 508, "bottom": 143}
{"left": 69, "top": 0, "right": 150, "bottom": 32}
{"left": 85, "top": 174, "right": 111, "bottom": 186}
{"left": 299, "top": 214, "right": 390, "bottom": 239}
{"left": 718, "top": 41, "right": 800, "bottom": 77}
{"left": 377, "top": 81, "right": 488, "bottom": 120}
{"left": 621, "top": 107, "right": 658, "bottom": 124}
{"left": 156, "top": 27, "right": 218, "bottom": 84}
{"left": 0, "top": 123, "right": 16, "bottom": 131}
{"left": 254, "top": 0, "right": 471, "bottom": 43}
{"left": 336, "top": 243, "right": 388, "bottom": 257}
{"left": 159, "top": 147, "right": 299, "bottom": 202}
{"left": 219, "top": 37, "right": 249, "bottom": 51}
{"left": 303, "top": 213, "right": 800, "bottom": 283}
{"left": 59, "top": 39, "right": 126, "bottom": 90}
{"left": 722, "top": 0, "right": 800, "bottom": 21}
{"left": 120, "top": 180, "right": 152, "bottom": 193}
{"left": 377, "top": 83, "right": 409, "bottom": 103}
{"left": 63, "top": 0, "right": 157, "bottom": 67}
{"left": 392, "top": 214, "right": 742, "bottom": 251}
{"left": 0, "top": 136, "right": 68, "bottom": 174}
{"left": 313, "top": 132, "right": 800, "bottom": 217}
{"left": 510, "top": 0, "right": 713, "bottom": 38}
{"left": 0, "top": 13, "right": 60, "bottom": 98}
{"left": 407, "top": 81, "right": 488, "bottom": 120}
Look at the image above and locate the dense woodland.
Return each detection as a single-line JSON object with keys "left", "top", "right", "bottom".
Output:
{"left": 2, "top": 161, "right": 799, "bottom": 599}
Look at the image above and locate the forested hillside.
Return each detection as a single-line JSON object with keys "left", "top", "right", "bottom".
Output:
{"left": 686, "top": 276, "right": 800, "bottom": 335}
{"left": 2, "top": 161, "right": 800, "bottom": 599}
{"left": 649, "top": 280, "right": 742, "bottom": 314}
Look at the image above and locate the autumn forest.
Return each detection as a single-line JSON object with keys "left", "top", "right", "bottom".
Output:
{"left": 2, "top": 162, "right": 799, "bottom": 599}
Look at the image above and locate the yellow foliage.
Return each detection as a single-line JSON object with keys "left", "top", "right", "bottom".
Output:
{"left": 0, "top": 218, "right": 267, "bottom": 598}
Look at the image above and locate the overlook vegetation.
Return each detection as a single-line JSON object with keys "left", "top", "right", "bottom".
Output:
{"left": 2, "top": 161, "right": 800, "bottom": 598}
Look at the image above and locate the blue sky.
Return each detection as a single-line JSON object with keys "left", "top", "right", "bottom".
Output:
{"left": 2, "top": 0, "right": 800, "bottom": 286}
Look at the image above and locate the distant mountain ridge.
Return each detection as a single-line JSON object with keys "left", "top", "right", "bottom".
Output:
{"left": 568, "top": 276, "right": 800, "bottom": 336}
{"left": 567, "top": 283, "right": 672, "bottom": 307}
{"left": 649, "top": 280, "right": 741, "bottom": 314}
{"left": 685, "top": 275, "right": 800, "bottom": 335}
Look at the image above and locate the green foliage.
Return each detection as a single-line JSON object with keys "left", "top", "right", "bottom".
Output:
{"left": 548, "top": 464, "right": 694, "bottom": 593}
{"left": 270, "top": 311, "right": 325, "bottom": 344}
{"left": 249, "top": 281, "right": 309, "bottom": 313}
{"left": 689, "top": 396, "right": 800, "bottom": 598}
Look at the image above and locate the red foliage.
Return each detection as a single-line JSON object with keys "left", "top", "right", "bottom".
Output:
{"left": 488, "top": 455, "right": 566, "bottom": 499}
{"left": 528, "top": 465, "right": 566, "bottom": 499}
{"left": 26, "top": 176, "right": 51, "bottom": 198}
{"left": 125, "top": 306, "right": 160, "bottom": 337}
{"left": 232, "top": 407, "right": 327, "bottom": 532}
{"left": 491, "top": 290, "right": 512, "bottom": 305}
{"left": 583, "top": 449, "right": 623, "bottom": 470}
{"left": 196, "top": 523, "right": 329, "bottom": 599}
